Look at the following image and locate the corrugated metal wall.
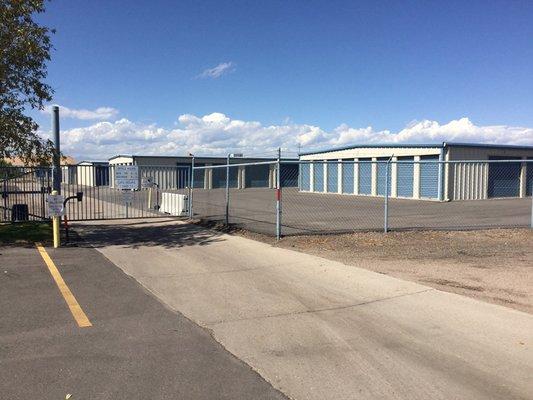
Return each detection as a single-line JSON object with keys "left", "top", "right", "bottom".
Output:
{"left": 452, "top": 162, "right": 488, "bottom": 200}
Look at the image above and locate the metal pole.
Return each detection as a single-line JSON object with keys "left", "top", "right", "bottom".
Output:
{"left": 51, "top": 105, "right": 61, "bottom": 194}
{"left": 384, "top": 158, "right": 391, "bottom": 233}
{"left": 225, "top": 153, "right": 230, "bottom": 225}
{"left": 189, "top": 155, "right": 194, "bottom": 218}
{"left": 276, "top": 147, "right": 282, "bottom": 240}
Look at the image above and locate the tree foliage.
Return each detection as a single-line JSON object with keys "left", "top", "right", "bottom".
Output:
{"left": 0, "top": 0, "right": 54, "bottom": 164}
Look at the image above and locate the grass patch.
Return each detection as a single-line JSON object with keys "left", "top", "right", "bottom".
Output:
{"left": 0, "top": 222, "right": 52, "bottom": 244}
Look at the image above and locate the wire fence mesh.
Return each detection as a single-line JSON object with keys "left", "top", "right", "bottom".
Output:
{"left": 192, "top": 159, "right": 533, "bottom": 236}
{"left": 4, "top": 160, "right": 532, "bottom": 235}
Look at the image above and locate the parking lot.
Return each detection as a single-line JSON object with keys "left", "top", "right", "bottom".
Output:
{"left": 0, "top": 241, "right": 286, "bottom": 399}
{"left": 192, "top": 187, "right": 533, "bottom": 235}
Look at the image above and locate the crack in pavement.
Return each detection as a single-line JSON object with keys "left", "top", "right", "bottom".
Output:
{"left": 204, "top": 288, "right": 435, "bottom": 326}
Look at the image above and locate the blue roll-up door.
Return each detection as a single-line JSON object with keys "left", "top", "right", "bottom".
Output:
{"left": 358, "top": 158, "right": 372, "bottom": 195}
{"left": 229, "top": 165, "right": 239, "bottom": 188}
{"left": 327, "top": 162, "right": 338, "bottom": 193}
{"left": 95, "top": 166, "right": 109, "bottom": 186}
{"left": 300, "top": 163, "right": 310, "bottom": 191}
{"left": 212, "top": 165, "right": 239, "bottom": 188}
{"left": 342, "top": 159, "right": 354, "bottom": 194}
{"left": 245, "top": 164, "right": 269, "bottom": 188}
{"left": 176, "top": 163, "right": 191, "bottom": 189}
{"left": 313, "top": 162, "right": 324, "bottom": 192}
{"left": 488, "top": 157, "right": 521, "bottom": 198}
{"left": 420, "top": 155, "right": 439, "bottom": 198}
{"left": 527, "top": 159, "right": 533, "bottom": 196}
{"left": 212, "top": 167, "right": 225, "bottom": 188}
{"left": 397, "top": 156, "right": 414, "bottom": 197}
{"left": 281, "top": 164, "right": 298, "bottom": 187}
{"left": 193, "top": 163, "right": 205, "bottom": 188}
{"left": 376, "top": 158, "right": 388, "bottom": 196}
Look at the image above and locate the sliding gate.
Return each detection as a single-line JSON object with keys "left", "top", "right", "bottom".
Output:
{"left": 1, "top": 165, "right": 190, "bottom": 222}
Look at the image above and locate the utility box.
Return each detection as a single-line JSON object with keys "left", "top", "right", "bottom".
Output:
{"left": 159, "top": 193, "right": 188, "bottom": 216}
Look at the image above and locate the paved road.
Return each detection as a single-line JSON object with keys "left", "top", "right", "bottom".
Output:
{"left": 0, "top": 242, "right": 287, "bottom": 399}
{"left": 73, "top": 218, "right": 533, "bottom": 400}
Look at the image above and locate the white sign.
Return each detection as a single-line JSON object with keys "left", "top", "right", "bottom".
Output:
{"left": 122, "top": 190, "right": 134, "bottom": 205}
{"left": 141, "top": 176, "right": 154, "bottom": 188}
{"left": 47, "top": 194, "right": 65, "bottom": 217}
{"left": 115, "top": 165, "right": 139, "bottom": 190}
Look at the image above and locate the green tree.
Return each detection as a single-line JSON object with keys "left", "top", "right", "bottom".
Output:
{"left": 0, "top": 0, "right": 54, "bottom": 164}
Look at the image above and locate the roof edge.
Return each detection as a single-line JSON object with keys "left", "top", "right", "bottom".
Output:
{"left": 301, "top": 141, "right": 533, "bottom": 156}
{"left": 299, "top": 143, "right": 444, "bottom": 156}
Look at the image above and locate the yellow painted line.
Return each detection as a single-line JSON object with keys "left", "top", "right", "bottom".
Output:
{"left": 35, "top": 242, "right": 92, "bottom": 328}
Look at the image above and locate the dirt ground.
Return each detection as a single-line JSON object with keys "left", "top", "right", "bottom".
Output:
{"left": 224, "top": 226, "right": 533, "bottom": 315}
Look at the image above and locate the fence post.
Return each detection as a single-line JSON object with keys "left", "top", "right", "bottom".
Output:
{"left": 51, "top": 105, "right": 61, "bottom": 194}
{"left": 225, "top": 153, "right": 230, "bottom": 226}
{"left": 276, "top": 148, "right": 282, "bottom": 240}
{"left": 2, "top": 175, "right": 7, "bottom": 221}
{"left": 384, "top": 157, "right": 391, "bottom": 233}
{"left": 189, "top": 155, "right": 194, "bottom": 218}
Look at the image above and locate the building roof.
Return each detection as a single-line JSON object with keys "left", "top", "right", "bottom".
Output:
{"left": 77, "top": 160, "right": 109, "bottom": 165}
{"left": 299, "top": 142, "right": 533, "bottom": 156}
{"left": 108, "top": 154, "right": 298, "bottom": 161}
{"left": 3, "top": 155, "right": 77, "bottom": 166}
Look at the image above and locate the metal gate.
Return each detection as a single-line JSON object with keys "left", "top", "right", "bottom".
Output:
{"left": 1, "top": 164, "right": 190, "bottom": 222}
{"left": 1, "top": 166, "right": 52, "bottom": 222}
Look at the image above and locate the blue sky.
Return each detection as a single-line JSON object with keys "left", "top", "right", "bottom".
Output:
{"left": 33, "top": 0, "right": 533, "bottom": 159}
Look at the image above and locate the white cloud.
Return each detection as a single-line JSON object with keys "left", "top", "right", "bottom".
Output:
{"left": 42, "top": 105, "right": 119, "bottom": 121}
{"left": 197, "top": 62, "right": 236, "bottom": 79}
{"left": 47, "top": 113, "right": 533, "bottom": 160}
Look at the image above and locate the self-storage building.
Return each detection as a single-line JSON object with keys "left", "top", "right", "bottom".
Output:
{"left": 108, "top": 155, "right": 298, "bottom": 190}
{"left": 299, "top": 142, "right": 533, "bottom": 201}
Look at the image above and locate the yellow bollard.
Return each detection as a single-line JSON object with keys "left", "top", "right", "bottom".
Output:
{"left": 51, "top": 190, "right": 60, "bottom": 248}
{"left": 53, "top": 216, "right": 60, "bottom": 248}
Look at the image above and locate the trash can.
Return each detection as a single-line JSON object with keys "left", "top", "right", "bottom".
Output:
{"left": 11, "top": 204, "right": 29, "bottom": 222}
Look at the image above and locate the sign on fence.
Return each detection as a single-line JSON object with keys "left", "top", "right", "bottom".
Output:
{"left": 122, "top": 190, "right": 134, "bottom": 205}
{"left": 47, "top": 194, "right": 65, "bottom": 217}
{"left": 115, "top": 165, "right": 139, "bottom": 190}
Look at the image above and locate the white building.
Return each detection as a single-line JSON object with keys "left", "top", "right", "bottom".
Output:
{"left": 75, "top": 161, "right": 110, "bottom": 187}
{"left": 108, "top": 155, "right": 299, "bottom": 190}
{"left": 299, "top": 142, "right": 533, "bottom": 200}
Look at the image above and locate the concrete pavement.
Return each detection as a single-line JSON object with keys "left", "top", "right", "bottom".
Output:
{"left": 74, "top": 219, "right": 533, "bottom": 400}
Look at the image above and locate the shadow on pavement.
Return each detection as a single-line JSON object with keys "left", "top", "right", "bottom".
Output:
{"left": 71, "top": 220, "right": 225, "bottom": 249}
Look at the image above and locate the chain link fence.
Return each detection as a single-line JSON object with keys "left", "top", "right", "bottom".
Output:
{"left": 192, "top": 159, "right": 533, "bottom": 237}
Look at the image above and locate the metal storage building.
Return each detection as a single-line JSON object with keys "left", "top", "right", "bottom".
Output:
{"left": 299, "top": 143, "right": 533, "bottom": 201}
{"left": 75, "top": 161, "right": 110, "bottom": 187}
{"left": 108, "top": 155, "right": 298, "bottom": 190}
